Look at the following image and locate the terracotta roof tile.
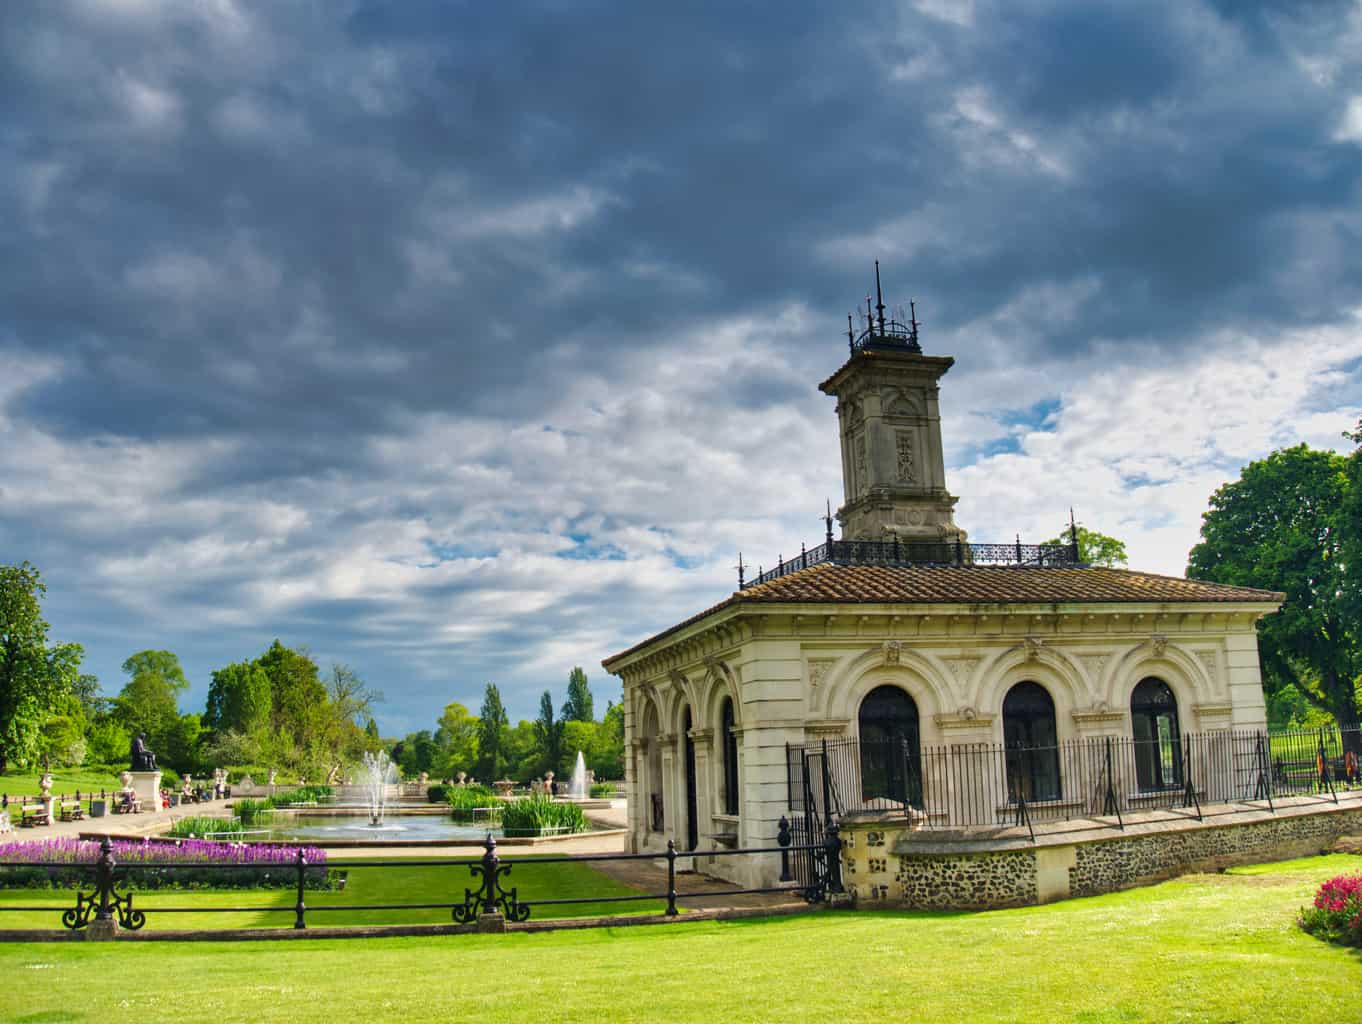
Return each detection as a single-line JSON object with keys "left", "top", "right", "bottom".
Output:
{"left": 735, "top": 563, "right": 1284, "bottom": 606}
{"left": 603, "top": 564, "right": 1282, "bottom": 667}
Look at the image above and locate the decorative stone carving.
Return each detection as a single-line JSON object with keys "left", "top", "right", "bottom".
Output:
{"left": 1023, "top": 637, "right": 1045, "bottom": 662}
{"left": 807, "top": 658, "right": 834, "bottom": 689}
{"left": 855, "top": 436, "right": 868, "bottom": 495}
{"left": 1196, "top": 650, "right": 1219, "bottom": 683}
{"left": 895, "top": 430, "right": 915, "bottom": 483}
{"left": 883, "top": 640, "right": 902, "bottom": 665}
{"left": 945, "top": 657, "right": 979, "bottom": 689}
{"left": 1150, "top": 635, "right": 1169, "bottom": 658}
{"left": 1077, "top": 653, "right": 1108, "bottom": 684}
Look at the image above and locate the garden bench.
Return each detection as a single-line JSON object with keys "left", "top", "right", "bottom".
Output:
{"left": 114, "top": 793, "right": 142, "bottom": 814}
{"left": 19, "top": 803, "right": 51, "bottom": 827}
{"left": 58, "top": 799, "right": 84, "bottom": 822}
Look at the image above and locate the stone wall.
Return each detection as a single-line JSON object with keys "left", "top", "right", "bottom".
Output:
{"left": 1069, "top": 809, "right": 1362, "bottom": 898}
{"left": 840, "top": 804, "right": 1362, "bottom": 911}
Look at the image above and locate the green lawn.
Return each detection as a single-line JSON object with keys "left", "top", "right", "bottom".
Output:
{"left": 0, "top": 857, "right": 666, "bottom": 930}
{"left": 1, "top": 770, "right": 126, "bottom": 800}
{"left": 0, "top": 854, "right": 1359, "bottom": 1023}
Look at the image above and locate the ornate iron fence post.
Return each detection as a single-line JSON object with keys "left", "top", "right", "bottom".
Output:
{"left": 94, "top": 837, "right": 115, "bottom": 925}
{"left": 480, "top": 833, "right": 499, "bottom": 909}
{"left": 823, "top": 820, "right": 844, "bottom": 896}
{"left": 777, "top": 816, "right": 792, "bottom": 882}
{"left": 1317, "top": 731, "right": 1338, "bottom": 803}
{"left": 293, "top": 848, "right": 307, "bottom": 930}
{"left": 1181, "top": 735, "right": 1202, "bottom": 821}
{"left": 665, "top": 839, "right": 678, "bottom": 916}
{"left": 1102, "top": 736, "right": 1123, "bottom": 829}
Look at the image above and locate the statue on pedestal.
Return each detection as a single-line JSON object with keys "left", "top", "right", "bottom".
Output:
{"left": 130, "top": 733, "right": 157, "bottom": 771}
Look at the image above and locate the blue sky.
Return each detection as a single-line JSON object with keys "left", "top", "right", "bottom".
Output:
{"left": 2, "top": 0, "right": 1360, "bottom": 734}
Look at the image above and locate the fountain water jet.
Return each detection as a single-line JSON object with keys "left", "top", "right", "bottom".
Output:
{"left": 361, "top": 750, "right": 397, "bottom": 826}
{"left": 569, "top": 750, "right": 588, "bottom": 800}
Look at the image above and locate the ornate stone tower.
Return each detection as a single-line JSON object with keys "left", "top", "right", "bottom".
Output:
{"left": 819, "top": 266, "right": 966, "bottom": 543}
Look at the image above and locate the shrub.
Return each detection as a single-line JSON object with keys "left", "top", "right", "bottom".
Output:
{"left": 590, "top": 782, "right": 616, "bottom": 798}
{"left": 500, "top": 795, "right": 587, "bottom": 837}
{"left": 447, "top": 786, "right": 500, "bottom": 824}
{"left": 427, "top": 784, "right": 449, "bottom": 803}
{"left": 1299, "top": 874, "right": 1362, "bottom": 947}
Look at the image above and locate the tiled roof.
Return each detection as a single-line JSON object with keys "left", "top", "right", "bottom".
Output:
{"left": 734, "top": 563, "right": 1283, "bottom": 605}
{"left": 603, "top": 564, "right": 1282, "bottom": 667}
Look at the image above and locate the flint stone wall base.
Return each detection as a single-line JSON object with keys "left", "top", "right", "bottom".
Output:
{"left": 839, "top": 800, "right": 1362, "bottom": 911}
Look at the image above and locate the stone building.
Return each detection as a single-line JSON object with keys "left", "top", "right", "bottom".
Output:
{"left": 602, "top": 280, "right": 1282, "bottom": 887}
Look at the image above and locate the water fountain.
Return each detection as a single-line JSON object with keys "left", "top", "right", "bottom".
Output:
{"left": 568, "top": 750, "right": 588, "bottom": 800}
{"left": 361, "top": 750, "right": 397, "bottom": 827}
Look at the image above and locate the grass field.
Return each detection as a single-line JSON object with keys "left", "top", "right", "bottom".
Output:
{"left": 0, "top": 856, "right": 667, "bottom": 930}
{"left": 1, "top": 854, "right": 1360, "bottom": 1023}
{"left": 1, "top": 770, "right": 127, "bottom": 800}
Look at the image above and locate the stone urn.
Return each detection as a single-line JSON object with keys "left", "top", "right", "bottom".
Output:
{"left": 494, "top": 779, "right": 515, "bottom": 799}
{"left": 39, "top": 772, "right": 53, "bottom": 799}
{"left": 456, "top": 771, "right": 467, "bottom": 786}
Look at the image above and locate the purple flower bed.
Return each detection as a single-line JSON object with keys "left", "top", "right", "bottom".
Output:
{"left": 0, "top": 838, "right": 334, "bottom": 890}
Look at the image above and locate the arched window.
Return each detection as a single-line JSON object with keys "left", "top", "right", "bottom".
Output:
{"left": 1131, "top": 677, "right": 1182, "bottom": 791}
{"left": 720, "top": 698, "right": 739, "bottom": 816}
{"left": 1003, "top": 682, "right": 1061, "bottom": 803}
{"left": 858, "top": 685, "right": 922, "bottom": 807}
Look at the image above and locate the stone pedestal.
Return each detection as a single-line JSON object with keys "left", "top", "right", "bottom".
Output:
{"left": 40, "top": 796, "right": 55, "bottom": 824}
{"left": 476, "top": 912, "right": 506, "bottom": 933}
{"left": 84, "top": 918, "right": 119, "bottom": 941}
{"left": 130, "top": 771, "right": 161, "bottom": 813}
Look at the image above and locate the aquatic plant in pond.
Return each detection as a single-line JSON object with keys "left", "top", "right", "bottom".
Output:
{"left": 0, "top": 838, "right": 332, "bottom": 890}
{"left": 166, "top": 816, "right": 244, "bottom": 838}
{"left": 235, "top": 796, "right": 279, "bottom": 824}
{"left": 1299, "top": 874, "right": 1362, "bottom": 947}
{"left": 500, "top": 795, "right": 587, "bottom": 837}
{"left": 446, "top": 785, "right": 500, "bottom": 824}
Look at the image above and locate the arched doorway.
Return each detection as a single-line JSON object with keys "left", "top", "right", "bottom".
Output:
{"left": 1003, "top": 681, "right": 1060, "bottom": 803}
{"left": 720, "top": 697, "right": 739, "bottom": 816}
{"left": 1131, "top": 677, "right": 1182, "bottom": 791}
{"left": 682, "top": 706, "right": 698, "bottom": 851}
{"left": 858, "top": 685, "right": 922, "bottom": 807}
{"left": 642, "top": 701, "right": 663, "bottom": 833}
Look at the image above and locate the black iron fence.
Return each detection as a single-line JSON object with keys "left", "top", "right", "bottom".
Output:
{"left": 790, "top": 726, "right": 1361, "bottom": 842}
{"left": 742, "top": 536, "right": 1079, "bottom": 589}
{"left": 0, "top": 828, "right": 843, "bottom": 935}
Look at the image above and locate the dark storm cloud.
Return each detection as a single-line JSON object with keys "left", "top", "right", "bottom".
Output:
{"left": 3, "top": 0, "right": 1361, "bottom": 725}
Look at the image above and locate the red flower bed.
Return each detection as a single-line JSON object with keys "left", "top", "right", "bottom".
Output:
{"left": 1299, "top": 874, "right": 1362, "bottom": 947}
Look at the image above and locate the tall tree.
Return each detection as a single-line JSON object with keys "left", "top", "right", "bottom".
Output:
{"left": 535, "top": 690, "right": 564, "bottom": 776}
{"left": 254, "top": 640, "right": 326, "bottom": 753}
{"left": 562, "top": 666, "right": 594, "bottom": 723}
{"left": 1187, "top": 443, "right": 1359, "bottom": 744}
{"left": 204, "top": 661, "right": 272, "bottom": 735}
{"left": 113, "top": 649, "right": 187, "bottom": 756}
{"left": 1042, "top": 523, "right": 1128, "bottom": 568}
{"left": 434, "top": 702, "right": 479, "bottom": 776}
{"left": 476, "top": 683, "right": 509, "bottom": 781}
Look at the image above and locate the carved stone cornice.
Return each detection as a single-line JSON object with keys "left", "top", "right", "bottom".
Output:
{"left": 804, "top": 719, "right": 850, "bottom": 739}
{"left": 934, "top": 709, "right": 995, "bottom": 731}
{"left": 1071, "top": 703, "right": 1126, "bottom": 726}
{"left": 1194, "top": 702, "right": 1233, "bottom": 726}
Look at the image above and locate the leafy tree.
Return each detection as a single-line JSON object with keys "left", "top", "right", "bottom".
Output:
{"left": 86, "top": 718, "right": 131, "bottom": 765}
{"left": 70, "top": 673, "right": 107, "bottom": 720}
{"left": 113, "top": 650, "right": 188, "bottom": 756}
{"left": 397, "top": 729, "right": 437, "bottom": 777}
{"left": 0, "top": 563, "right": 83, "bottom": 772}
{"left": 204, "top": 661, "right": 272, "bottom": 736}
{"left": 1042, "top": 523, "right": 1128, "bottom": 567}
{"left": 596, "top": 700, "right": 626, "bottom": 780}
{"left": 254, "top": 640, "right": 327, "bottom": 756}
{"left": 1187, "top": 443, "right": 1359, "bottom": 745}
{"left": 503, "top": 720, "right": 540, "bottom": 783}
{"left": 535, "top": 690, "right": 564, "bottom": 776}
{"left": 476, "top": 683, "right": 509, "bottom": 781}
{"left": 562, "top": 667, "right": 594, "bottom": 723}
{"left": 434, "top": 702, "right": 479, "bottom": 777}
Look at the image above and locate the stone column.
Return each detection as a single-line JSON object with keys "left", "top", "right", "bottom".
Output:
{"left": 689, "top": 727, "right": 715, "bottom": 854}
